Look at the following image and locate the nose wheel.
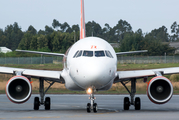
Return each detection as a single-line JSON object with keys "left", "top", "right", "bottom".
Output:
{"left": 86, "top": 100, "right": 98, "bottom": 113}
{"left": 86, "top": 87, "right": 98, "bottom": 113}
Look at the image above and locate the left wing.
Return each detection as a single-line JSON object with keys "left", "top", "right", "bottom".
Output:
{"left": 116, "top": 50, "right": 148, "bottom": 55}
{"left": 114, "top": 67, "right": 179, "bottom": 82}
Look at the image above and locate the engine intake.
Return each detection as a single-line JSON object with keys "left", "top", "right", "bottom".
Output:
{"left": 6, "top": 76, "right": 32, "bottom": 104}
{"left": 147, "top": 76, "right": 173, "bottom": 104}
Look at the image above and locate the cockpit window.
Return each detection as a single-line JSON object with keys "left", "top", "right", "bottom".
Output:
{"left": 76, "top": 50, "right": 82, "bottom": 58}
{"left": 74, "top": 50, "right": 113, "bottom": 58}
{"left": 95, "top": 51, "right": 105, "bottom": 57}
{"left": 105, "top": 51, "right": 110, "bottom": 57}
{"left": 73, "top": 51, "right": 79, "bottom": 58}
{"left": 105, "top": 50, "right": 113, "bottom": 58}
{"left": 83, "top": 51, "right": 93, "bottom": 57}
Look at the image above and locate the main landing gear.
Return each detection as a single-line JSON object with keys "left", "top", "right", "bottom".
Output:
{"left": 86, "top": 87, "right": 98, "bottom": 113}
{"left": 121, "top": 78, "right": 141, "bottom": 110}
{"left": 34, "top": 78, "right": 55, "bottom": 110}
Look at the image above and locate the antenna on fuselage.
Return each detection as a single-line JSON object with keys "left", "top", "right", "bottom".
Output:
{"left": 80, "top": 0, "right": 86, "bottom": 39}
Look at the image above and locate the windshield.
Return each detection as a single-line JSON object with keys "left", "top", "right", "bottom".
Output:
{"left": 76, "top": 50, "right": 82, "bottom": 58}
{"left": 73, "top": 51, "right": 79, "bottom": 58}
{"left": 105, "top": 50, "right": 113, "bottom": 58}
{"left": 95, "top": 51, "right": 105, "bottom": 57}
{"left": 83, "top": 51, "right": 93, "bottom": 57}
{"left": 73, "top": 50, "right": 113, "bottom": 58}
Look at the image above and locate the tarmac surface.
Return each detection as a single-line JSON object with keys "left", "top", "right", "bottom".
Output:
{"left": 0, "top": 94, "right": 179, "bottom": 120}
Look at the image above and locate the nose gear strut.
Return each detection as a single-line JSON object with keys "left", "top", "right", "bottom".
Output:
{"left": 86, "top": 86, "right": 98, "bottom": 113}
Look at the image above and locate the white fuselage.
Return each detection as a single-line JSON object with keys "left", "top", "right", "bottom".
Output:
{"left": 61, "top": 37, "right": 117, "bottom": 91}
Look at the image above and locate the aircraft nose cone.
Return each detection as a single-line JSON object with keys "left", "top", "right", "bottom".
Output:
{"left": 72, "top": 60, "right": 112, "bottom": 89}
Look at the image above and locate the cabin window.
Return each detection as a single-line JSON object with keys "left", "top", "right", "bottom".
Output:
{"left": 83, "top": 51, "right": 93, "bottom": 57}
{"left": 95, "top": 51, "right": 105, "bottom": 57}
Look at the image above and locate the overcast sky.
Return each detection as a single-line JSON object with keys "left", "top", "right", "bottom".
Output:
{"left": 0, "top": 0, "right": 179, "bottom": 34}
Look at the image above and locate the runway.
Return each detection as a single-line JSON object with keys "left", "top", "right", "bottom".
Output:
{"left": 0, "top": 94, "right": 179, "bottom": 120}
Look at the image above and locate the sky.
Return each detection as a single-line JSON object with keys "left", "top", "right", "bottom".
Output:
{"left": 0, "top": 0, "right": 179, "bottom": 34}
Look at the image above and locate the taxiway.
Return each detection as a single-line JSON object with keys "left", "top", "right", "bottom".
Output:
{"left": 0, "top": 94, "right": 179, "bottom": 120}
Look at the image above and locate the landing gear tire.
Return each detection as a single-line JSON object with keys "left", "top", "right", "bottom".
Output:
{"left": 93, "top": 103, "right": 98, "bottom": 113}
{"left": 45, "top": 97, "right": 51, "bottom": 110}
{"left": 124, "top": 97, "right": 130, "bottom": 110}
{"left": 87, "top": 103, "right": 91, "bottom": 113}
{"left": 135, "top": 97, "right": 141, "bottom": 110}
{"left": 34, "top": 97, "right": 40, "bottom": 110}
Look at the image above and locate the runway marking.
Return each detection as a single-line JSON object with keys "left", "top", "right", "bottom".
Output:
{"left": 18, "top": 116, "right": 60, "bottom": 119}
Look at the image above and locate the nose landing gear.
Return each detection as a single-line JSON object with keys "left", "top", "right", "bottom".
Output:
{"left": 86, "top": 87, "right": 98, "bottom": 113}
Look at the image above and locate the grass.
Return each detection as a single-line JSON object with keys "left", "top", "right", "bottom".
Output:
{"left": 0, "top": 64, "right": 63, "bottom": 71}
{"left": 117, "top": 63, "right": 179, "bottom": 71}
{"left": 1, "top": 63, "right": 179, "bottom": 94}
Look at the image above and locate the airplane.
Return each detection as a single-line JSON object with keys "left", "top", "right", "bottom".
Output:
{"left": 0, "top": 0, "right": 177, "bottom": 113}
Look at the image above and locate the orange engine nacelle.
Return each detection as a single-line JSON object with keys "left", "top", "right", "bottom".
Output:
{"left": 6, "top": 76, "right": 32, "bottom": 104}
{"left": 147, "top": 76, "right": 173, "bottom": 104}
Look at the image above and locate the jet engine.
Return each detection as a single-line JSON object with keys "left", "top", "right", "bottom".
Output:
{"left": 6, "top": 76, "right": 32, "bottom": 104}
{"left": 147, "top": 76, "right": 173, "bottom": 104}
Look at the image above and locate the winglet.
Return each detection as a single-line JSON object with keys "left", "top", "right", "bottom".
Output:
{"left": 80, "top": 0, "right": 86, "bottom": 39}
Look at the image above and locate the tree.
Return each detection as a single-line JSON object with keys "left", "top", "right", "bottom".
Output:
{"left": 45, "top": 25, "right": 54, "bottom": 35}
{"left": 61, "top": 22, "right": 72, "bottom": 33}
{"left": 102, "top": 23, "right": 112, "bottom": 41}
{"left": 112, "top": 19, "right": 133, "bottom": 43}
{"left": 3, "top": 22, "right": 23, "bottom": 50}
{"left": 37, "top": 34, "right": 49, "bottom": 50}
{"left": 71, "top": 24, "right": 79, "bottom": 32}
{"left": 27, "top": 25, "right": 37, "bottom": 35}
{"left": 170, "top": 21, "right": 179, "bottom": 41}
{"left": 52, "top": 32, "right": 61, "bottom": 51}
{"left": 86, "top": 21, "right": 102, "bottom": 37}
{"left": 38, "top": 29, "right": 46, "bottom": 35}
{"left": 18, "top": 33, "right": 32, "bottom": 50}
{"left": 52, "top": 19, "right": 61, "bottom": 30}
{"left": 147, "top": 26, "right": 169, "bottom": 42}
{"left": 30, "top": 35, "right": 38, "bottom": 50}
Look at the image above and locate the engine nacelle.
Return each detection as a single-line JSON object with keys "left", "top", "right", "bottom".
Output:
{"left": 6, "top": 76, "right": 32, "bottom": 104}
{"left": 147, "top": 76, "right": 173, "bottom": 104}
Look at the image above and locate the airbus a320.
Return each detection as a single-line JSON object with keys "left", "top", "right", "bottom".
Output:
{"left": 0, "top": 0, "right": 177, "bottom": 113}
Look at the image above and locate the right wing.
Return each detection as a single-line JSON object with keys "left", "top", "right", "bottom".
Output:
{"left": 16, "top": 49, "right": 65, "bottom": 57}
{"left": 0, "top": 66, "right": 64, "bottom": 83}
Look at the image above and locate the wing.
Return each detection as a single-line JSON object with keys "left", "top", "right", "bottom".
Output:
{"left": 0, "top": 66, "right": 64, "bottom": 83}
{"left": 16, "top": 49, "right": 65, "bottom": 57}
{"left": 116, "top": 50, "right": 148, "bottom": 55}
{"left": 114, "top": 67, "right": 179, "bottom": 83}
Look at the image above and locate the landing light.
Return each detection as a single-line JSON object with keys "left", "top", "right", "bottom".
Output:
{"left": 86, "top": 88, "right": 92, "bottom": 94}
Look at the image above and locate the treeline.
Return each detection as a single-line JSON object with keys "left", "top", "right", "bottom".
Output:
{"left": 0, "top": 19, "right": 179, "bottom": 56}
